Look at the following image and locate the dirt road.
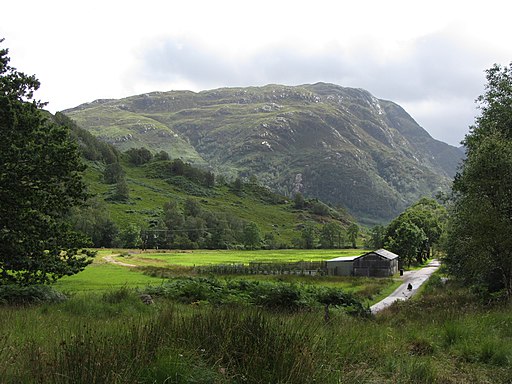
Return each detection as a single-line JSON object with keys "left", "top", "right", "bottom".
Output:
{"left": 370, "top": 259, "right": 441, "bottom": 314}
{"left": 103, "top": 254, "right": 137, "bottom": 267}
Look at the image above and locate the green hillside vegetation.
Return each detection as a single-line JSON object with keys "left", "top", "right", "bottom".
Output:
{"left": 55, "top": 113, "right": 356, "bottom": 250}
{"left": 63, "top": 83, "right": 462, "bottom": 222}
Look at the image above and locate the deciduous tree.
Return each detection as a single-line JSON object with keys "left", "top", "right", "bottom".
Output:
{"left": 385, "top": 220, "right": 427, "bottom": 268}
{"left": 347, "top": 223, "right": 359, "bottom": 248}
{"left": 385, "top": 198, "right": 446, "bottom": 264}
{"left": 445, "top": 63, "right": 512, "bottom": 297}
{"left": 242, "top": 222, "right": 261, "bottom": 249}
{"left": 320, "top": 222, "right": 343, "bottom": 249}
{"left": 301, "top": 223, "right": 316, "bottom": 249}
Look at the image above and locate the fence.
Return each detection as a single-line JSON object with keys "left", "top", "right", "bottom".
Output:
{"left": 195, "top": 261, "right": 327, "bottom": 276}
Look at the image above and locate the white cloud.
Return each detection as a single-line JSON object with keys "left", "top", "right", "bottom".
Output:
{"left": 1, "top": 0, "right": 511, "bottom": 145}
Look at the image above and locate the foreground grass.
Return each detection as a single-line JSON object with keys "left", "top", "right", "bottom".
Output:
{"left": 1, "top": 280, "right": 511, "bottom": 383}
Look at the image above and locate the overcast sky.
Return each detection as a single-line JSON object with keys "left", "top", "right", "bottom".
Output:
{"left": 2, "top": 0, "right": 511, "bottom": 146}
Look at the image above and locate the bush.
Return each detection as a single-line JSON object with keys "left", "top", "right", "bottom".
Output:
{"left": 142, "top": 277, "right": 367, "bottom": 315}
{"left": 0, "top": 285, "right": 67, "bottom": 305}
{"left": 251, "top": 283, "right": 303, "bottom": 310}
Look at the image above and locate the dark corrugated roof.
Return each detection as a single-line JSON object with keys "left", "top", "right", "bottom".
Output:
{"left": 371, "top": 249, "right": 399, "bottom": 260}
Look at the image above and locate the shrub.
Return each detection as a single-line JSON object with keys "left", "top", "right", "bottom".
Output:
{"left": 0, "top": 285, "right": 67, "bottom": 305}
{"left": 251, "top": 283, "right": 303, "bottom": 310}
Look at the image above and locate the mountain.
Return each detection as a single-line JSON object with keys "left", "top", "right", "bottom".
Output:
{"left": 63, "top": 83, "right": 462, "bottom": 222}
{"left": 53, "top": 113, "right": 354, "bottom": 249}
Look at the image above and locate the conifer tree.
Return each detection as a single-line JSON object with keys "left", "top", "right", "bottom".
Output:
{"left": 0, "top": 39, "right": 93, "bottom": 285}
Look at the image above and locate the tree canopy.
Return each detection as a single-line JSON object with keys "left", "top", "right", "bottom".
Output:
{"left": 385, "top": 198, "right": 446, "bottom": 267}
{"left": 0, "top": 39, "right": 93, "bottom": 285}
{"left": 445, "top": 63, "right": 512, "bottom": 298}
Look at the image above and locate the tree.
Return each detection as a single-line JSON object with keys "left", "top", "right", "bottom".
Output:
{"left": 263, "top": 232, "right": 278, "bottom": 250}
{"left": 347, "top": 223, "right": 359, "bottom": 248}
{"left": 301, "top": 223, "right": 316, "bottom": 249}
{"left": 293, "top": 192, "right": 305, "bottom": 209}
{"left": 125, "top": 147, "right": 153, "bottom": 165}
{"left": 112, "top": 177, "right": 130, "bottom": 201}
{"left": 170, "top": 158, "right": 185, "bottom": 175}
{"left": 406, "top": 198, "right": 445, "bottom": 261}
{"left": 69, "top": 198, "right": 120, "bottom": 248}
{"left": 184, "top": 216, "right": 206, "bottom": 243}
{"left": 204, "top": 171, "right": 215, "bottom": 188}
{"left": 385, "top": 198, "right": 446, "bottom": 264}
{"left": 162, "top": 200, "right": 184, "bottom": 245}
{"left": 183, "top": 198, "right": 201, "bottom": 217}
{"left": 242, "top": 222, "right": 261, "bottom": 249}
{"left": 0, "top": 40, "right": 93, "bottom": 284}
{"left": 154, "top": 150, "right": 170, "bottom": 161}
{"left": 366, "top": 225, "right": 385, "bottom": 249}
{"left": 103, "top": 162, "right": 124, "bottom": 184}
{"left": 119, "top": 224, "right": 141, "bottom": 248}
{"left": 445, "top": 63, "right": 512, "bottom": 297}
{"left": 320, "top": 222, "right": 343, "bottom": 249}
{"left": 232, "top": 177, "right": 243, "bottom": 196}
{"left": 203, "top": 212, "right": 231, "bottom": 249}
{"left": 385, "top": 220, "right": 427, "bottom": 268}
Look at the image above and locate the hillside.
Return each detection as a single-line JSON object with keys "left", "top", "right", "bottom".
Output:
{"left": 56, "top": 113, "right": 354, "bottom": 249}
{"left": 63, "top": 83, "right": 462, "bottom": 222}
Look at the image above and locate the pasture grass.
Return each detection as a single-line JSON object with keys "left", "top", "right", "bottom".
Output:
{"left": 106, "top": 248, "right": 368, "bottom": 267}
{"left": 55, "top": 262, "right": 165, "bottom": 293}
{"left": 55, "top": 248, "right": 394, "bottom": 305}
{"left": 1, "top": 280, "right": 512, "bottom": 383}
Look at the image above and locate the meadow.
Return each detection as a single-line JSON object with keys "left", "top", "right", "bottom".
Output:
{"left": 95, "top": 248, "right": 366, "bottom": 266}
{"left": 55, "top": 248, "right": 400, "bottom": 304}
{"left": 2, "top": 249, "right": 511, "bottom": 383}
{"left": 1, "top": 275, "right": 511, "bottom": 383}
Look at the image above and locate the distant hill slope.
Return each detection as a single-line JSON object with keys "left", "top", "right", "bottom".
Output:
{"left": 52, "top": 112, "right": 354, "bottom": 249}
{"left": 63, "top": 83, "right": 462, "bottom": 222}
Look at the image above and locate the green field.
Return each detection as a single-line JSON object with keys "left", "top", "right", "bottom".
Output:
{"left": 55, "top": 248, "right": 400, "bottom": 304}
{"left": 98, "top": 248, "right": 368, "bottom": 267}
{"left": 55, "top": 263, "right": 165, "bottom": 293}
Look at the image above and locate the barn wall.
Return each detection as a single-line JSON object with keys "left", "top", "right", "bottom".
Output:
{"left": 353, "top": 253, "right": 396, "bottom": 277}
{"left": 326, "top": 261, "right": 354, "bottom": 276}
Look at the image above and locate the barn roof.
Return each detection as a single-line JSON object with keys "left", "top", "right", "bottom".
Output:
{"left": 369, "top": 249, "right": 399, "bottom": 260}
{"left": 326, "top": 249, "right": 399, "bottom": 263}
{"left": 326, "top": 255, "right": 361, "bottom": 262}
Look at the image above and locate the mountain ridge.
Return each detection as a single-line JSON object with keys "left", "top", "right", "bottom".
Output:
{"left": 63, "top": 82, "right": 462, "bottom": 222}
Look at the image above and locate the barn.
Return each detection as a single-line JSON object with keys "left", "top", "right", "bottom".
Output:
{"left": 353, "top": 249, "right": 399, "bottom": 277}
{"left": 325, "top": 255, "right": 360, "bottom": 276}
{"left": 326, "top": 249, "right": 399, "bottom": 277}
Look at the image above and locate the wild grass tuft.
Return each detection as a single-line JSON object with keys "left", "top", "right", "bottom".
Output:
{"left": 441, "top": 320, "right": 466, "bottom": 347}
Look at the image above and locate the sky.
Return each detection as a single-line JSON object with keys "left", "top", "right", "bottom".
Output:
{"left": 1, "top": 0, "right": 511, "bottom": 146}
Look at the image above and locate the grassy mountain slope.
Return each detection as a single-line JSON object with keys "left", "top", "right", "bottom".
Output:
{"left": 83, "top": 161, "right": 353, "bottom": 247}
{"left": 64, "top": 83, "right": 462, "bottom": 222}
{"left": 60, "top": 112, "right": 353, "bottom": 247}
